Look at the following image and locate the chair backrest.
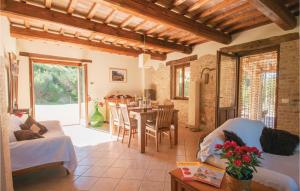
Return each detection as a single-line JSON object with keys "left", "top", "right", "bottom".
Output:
{"left": 163, "top": 99, "right": 174, "bottom": 106}
{"left": 119, "top": 103, "right": 131, "bottom": 126}
{"left": 158, "top": 104, "right": 174, "bottom": 110}
{"left": 109, "top": 102, "right": 120, "bottom": 123}
{"left": 156, "top": 107, "right": 173, "bottom": 129}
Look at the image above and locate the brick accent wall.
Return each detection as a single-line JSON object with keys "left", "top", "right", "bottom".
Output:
{"left": 190, "top": 55, "right": 216, "bottom": 132}
{"left": 277, "top": 39, "right": 299, "bottom": 135}
{"left": 151, "top": 39, "right": 299, "bottom": 135}
{"left": 150, "top": 65, "right": 188, "bottom": 125}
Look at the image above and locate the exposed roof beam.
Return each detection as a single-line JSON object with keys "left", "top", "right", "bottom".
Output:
{"left": 10, "top": 26, "right": 166, "bottom": 60}
{"left": 187, "top": 0, "right": 210, "bottom": 12}
{"left": 102, "top": 0, "right": 231, "bottom": 44}
{"left": 87, "top": 2, "right": 99, "bottom": 19}
{"left": 1, "top": 0, "right": 192, "bottom": 54}
{"left": 206, "top": 2, "right": 251, "bottom": 25}
{"left": 197, "top": 0, "right": 238, "bottom": 19}
{"left": 173, "top": 0, "right": 186, "bottom": 6}
{"left": 45, "top": 0, "right": 52, "bottom": 8}
{"left": 247, "top": 0, "right": 297, "bottom": 30}
{"left": 67, "top": 0, "right": 77, "bottom": 14}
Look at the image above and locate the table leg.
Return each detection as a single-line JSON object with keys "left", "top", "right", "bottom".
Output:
{"left": 109, "top": 113, "right": 113, "bottom": 137}
{"left": 174, "top": 111, "right": 178, "bottom": 145}
{"left": 137, "top": 114, "right": 146, "bottom": 153}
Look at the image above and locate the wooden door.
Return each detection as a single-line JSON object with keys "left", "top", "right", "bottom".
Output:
{"left": 216, "top": 51, "right": 239, "bottom": 128}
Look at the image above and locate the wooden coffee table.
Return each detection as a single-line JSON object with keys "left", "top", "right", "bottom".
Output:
{"left": 169, "top": 168, "right": 276, "bottom": 191}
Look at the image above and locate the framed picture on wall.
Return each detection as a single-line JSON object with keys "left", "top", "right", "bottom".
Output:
{"left": 109, "top": 68, "right": 127, "bottom": 83}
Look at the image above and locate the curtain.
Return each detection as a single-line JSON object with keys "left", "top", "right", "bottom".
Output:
{"left": 239, "top": 51, "right": 277, "bottom": 128}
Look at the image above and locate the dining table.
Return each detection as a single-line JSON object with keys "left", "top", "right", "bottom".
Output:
{"left": 109, "top": 106, "right": 179, "bottom": 153}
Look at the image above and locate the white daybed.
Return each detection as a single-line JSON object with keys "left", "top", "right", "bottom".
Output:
{"left": 9, "top": 115, "right": 77, "bottom": 175}
{"left": 197, "top": 118, "right": 299, "bottom": 191}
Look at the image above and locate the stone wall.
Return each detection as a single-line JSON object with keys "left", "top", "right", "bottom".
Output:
{"left": 190, "top": 55, "right": 216, "bottom": 132}
{"left": 277, "top": 39, "right": 299, "bottom": 135}
{"left": 150, "top": 39, "right": 299, "bottom": 135}
{"left": 150, "top": 65, "right": 188, "bottom": 125}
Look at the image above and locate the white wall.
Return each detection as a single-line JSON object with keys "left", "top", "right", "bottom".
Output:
{"left": 16, "top": 39, "right": 143, "bottom": 116}
{"left": 0, "top": 16, "right": 15, "bottom": 191}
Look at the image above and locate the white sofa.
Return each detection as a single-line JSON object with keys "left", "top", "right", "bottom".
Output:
{"left": 197, "top": 118, "right": 299, "bottom": 191}
{"left": 9, "top": 115, "right": 77, "bottom": 173}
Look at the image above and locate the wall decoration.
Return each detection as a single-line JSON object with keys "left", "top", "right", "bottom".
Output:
{"left": 109, "top": 68, "right": 127, "bottom": 83}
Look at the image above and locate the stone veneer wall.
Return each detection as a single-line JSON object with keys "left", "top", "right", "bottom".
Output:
{"left": 277, "top": 39, "right": 299, "bottom": 135}
{"left": 150, "top": 39, "right": 299, "bottom": 135}
{"left": 150, "top": 65, "right": 188, "bottom": 125}
{"left": 190, "top": 55, "right": 216, "bottom": 132}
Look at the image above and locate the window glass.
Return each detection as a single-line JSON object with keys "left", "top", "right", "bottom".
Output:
{"left": 176, "top": 67, "right": 183, "bottom": 97}
{"left": 184, "top": 66, "right": 190, "bottom": 97}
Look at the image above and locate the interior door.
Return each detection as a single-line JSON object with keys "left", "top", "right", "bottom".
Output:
{"left": 216, "top": 51, "right": 239, "bottom": 128}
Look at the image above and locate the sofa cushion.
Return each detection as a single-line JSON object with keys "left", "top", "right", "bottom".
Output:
{"left": 9, "top": 115, "right": 23, "bottom": 142}
{"left": 223, "top": 130, "right": 245, "bottom": 146}
{"left": 14, "top": 130, "right": 44, "bottom": 141}
{"left": 20, "top": 116, "right": 48, "bottom": 135}
{"left": 260, "top": 127, "right": 299, "bottom": 156}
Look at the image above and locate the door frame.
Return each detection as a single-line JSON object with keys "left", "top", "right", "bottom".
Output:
{"left": 237, "top": 46, "right": 280, "bottom": 128}
{"left": 215, "top": 51, "right": 240, "bottom": 128}
{"left": 29, "top": 58, "right": 89, "bottom": 126}
{"left": 216, "top": 46, "right": 280, "bottom": 129}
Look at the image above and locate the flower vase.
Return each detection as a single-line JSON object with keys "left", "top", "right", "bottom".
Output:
{"left": 226, "top": 173, "right": 252, "bottom": 191}
{"left": 90, "top": 104, "right": 104, "bottom": 127}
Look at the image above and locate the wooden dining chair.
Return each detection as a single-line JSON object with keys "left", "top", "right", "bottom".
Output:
{"left": 108, "top": 102, "right": 123, "bottom": 141}
{"left": 145, "top": 107, "right": 174, "bottom": 151}
{"left": 119, "top": 103, "right": 138, "bottom": 147}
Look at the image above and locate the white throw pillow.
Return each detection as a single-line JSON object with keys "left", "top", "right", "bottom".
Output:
{"left": 198, "top": 118, "right": 265, "bottom": 162}
{"left": 9, "top": 115, "right": 23, "bottom": 142}
{"left": 219, "top": 118, "right": 265, "bottom": 151}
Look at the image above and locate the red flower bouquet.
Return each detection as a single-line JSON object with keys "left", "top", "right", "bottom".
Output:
{"left": 215, "top": 141, "right": 262, "bottom": 180}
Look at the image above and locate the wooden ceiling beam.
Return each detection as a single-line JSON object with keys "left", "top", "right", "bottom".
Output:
{"left": 218, "top": 10, "right": 263, "bottom": 29}
{"left": 104, "top": 9, "right": 116, "bottom": 23}
{"left": 67, "top": 0, "right": 77, "bottom": 14}
{"left": 206, "top": 2, "right": 250, "bottom": 25}
{"left": 173, "top": 0, "right": 186, "bottom": 7}
{"left": 247, "top": 0, "right": 297, "bottom": 30}
{"left": 120, "top": 15, "right": 132, "bottom": 28}
{"left": 45, "top": 0, "right": 52, "bottom": 9}
{"left": 10, "top": 26, "right": 166, "bottom": 60}
{"left": 187, "top": 0, "right": 210, "bottom": 12}
{"left": 225, "top": 15, "right": 270, "bottom": 33}
{"left": 87, "top": 2, "right": 99, "bottom": 19}
{"left": 101, "top": 0, "right": 231, "bottom": 44}
{"left": 197, "top": 0, "right": 238, "bottom": 19}
{"left": 1, "top": 0, "right": 192, "bottom": 54}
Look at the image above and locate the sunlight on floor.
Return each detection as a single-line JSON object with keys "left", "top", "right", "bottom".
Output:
{"left": 63, "top": 125, "right": 117, "bottom": 148}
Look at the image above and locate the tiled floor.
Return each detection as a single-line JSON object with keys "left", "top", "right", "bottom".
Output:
{"left": 13, "top": 123, "right": 206, "bottom": 191}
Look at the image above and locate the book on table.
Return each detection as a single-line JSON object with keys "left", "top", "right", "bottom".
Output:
{"left": 176, "top": 162, "right": 225, "bottom": 188}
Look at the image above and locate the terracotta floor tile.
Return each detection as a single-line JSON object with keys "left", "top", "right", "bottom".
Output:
{"left": 81, "top": 166, "right": 109, "bottom": 177}
{"left": 139, "top": 181, "right": 165, "bottom": 191}
{"left": 74, "top": 176, "right": 98, "bottom": 190}
{"left": 73, "top": 165, "right": 90, "bottom": 176}
{"left": 102, "top": 167, "right": 127, "bottom": 179}
{"left": 114, "top": 179, "right": 141, "bottom": 191}
{"left": 89, "top": 178, "right": 119, "bottom": 191}
{"left": 144, "top": 169, "right": 165, "bottom": 182}
{"left": 123, "top": 168, "right": 147, "bottom": 180}
{"left": 13, "top": 125, "right": 203, "bottom": 191}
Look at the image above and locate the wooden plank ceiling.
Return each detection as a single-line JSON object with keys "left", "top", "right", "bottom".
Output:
{"left": 1, "top": 0, "right": 299, "bottom": 60}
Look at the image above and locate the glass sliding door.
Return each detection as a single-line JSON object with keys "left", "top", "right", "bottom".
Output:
{"left": 32, "top": 61, "right": 81, "bottom": 125}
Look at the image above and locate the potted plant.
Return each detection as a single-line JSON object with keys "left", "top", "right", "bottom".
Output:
{"left": 90, "top": 98, "right": 104, "bottom": 127}
{"left": 215, "top": 141, "right": 262, "bottom": 191}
